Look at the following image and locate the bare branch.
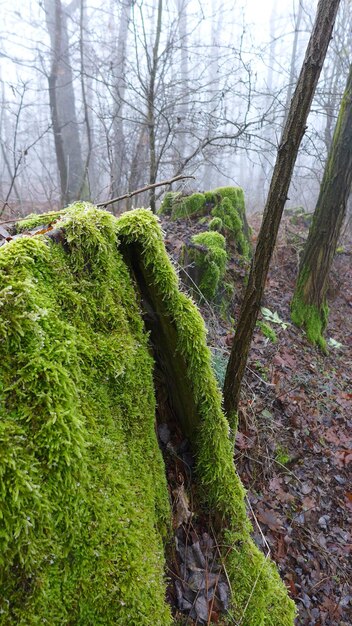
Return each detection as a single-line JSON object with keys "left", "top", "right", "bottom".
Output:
{"left": 96, "top": 174, "right": 195, "bottom": 208}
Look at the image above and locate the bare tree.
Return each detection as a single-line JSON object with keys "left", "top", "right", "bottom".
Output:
{"left": 223, "top": 0, "right": 341, "bottom": 427}
{"left": 44, "top": 0, "right": 84, "bottom": 204}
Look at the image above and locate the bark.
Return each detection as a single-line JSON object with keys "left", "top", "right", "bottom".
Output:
{"left": 284, "top": 0, "right": 303, "bottom": 124}
{"left": 291, "top": 62, "right": 352, "bottom": 348}
{"left": 223, "top": 0, "right": 341, "bottom": 424}
{"left": 44, "top": 0, "right": 84, "bottom": 204}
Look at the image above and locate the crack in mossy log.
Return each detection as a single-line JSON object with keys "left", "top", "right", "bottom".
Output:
{"left": 0, "top": 204, "right": 295, "bottom": 625}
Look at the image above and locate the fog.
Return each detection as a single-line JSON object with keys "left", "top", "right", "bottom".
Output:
{"left": 0, "top": 0, "right": 350, "bottom": 216}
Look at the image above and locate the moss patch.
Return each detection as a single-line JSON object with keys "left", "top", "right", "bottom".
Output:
{"left": 183, "top": 231, "right": 227, "bottom": 301}
{"left": 0, "top": 204, "right": 295, "bottom": 626}
{"left": 257, "top": 320, "right": 278, "bottom": 343}
{"left": 170, "top": 192, "right": 207, "bottom": 219}
{"left": 158, "top": 191, "right": 182, "bottom": 216}
{"left": 291, "top": 268, "right": 328, "bottom": 352}
{"left": 0, "top": 204, "right": 171, "bottom": 625}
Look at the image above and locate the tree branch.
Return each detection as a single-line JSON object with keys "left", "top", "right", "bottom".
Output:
{"left": 96, "top": 174, "right": 195, "bottom": 208}
{"left": 0, "top": 174, "right": 195, "bottom": 225}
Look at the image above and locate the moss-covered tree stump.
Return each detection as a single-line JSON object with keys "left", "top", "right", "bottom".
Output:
{"left": 180, "top": 231, "right": 227, "bottom": 301}
{"left": 0, "top": 204, "right": 295, "bottom": 625}
{"left": 160, "top": 186, "right": 251, "bottom": 258}
{"left": 160, "top": 187, "right": 251, "bottom": 304}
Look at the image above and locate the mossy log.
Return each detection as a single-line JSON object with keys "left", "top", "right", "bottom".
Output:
{"left": 0, "top": 204, "right": 295, "bottom": 625}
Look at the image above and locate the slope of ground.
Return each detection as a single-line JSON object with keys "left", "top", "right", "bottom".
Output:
{"left": 161, "top": 211, "right": 352, "bottom": 626}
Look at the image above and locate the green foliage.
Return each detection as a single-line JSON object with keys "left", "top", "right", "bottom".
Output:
{"left": 257, "top": 320, "right": 278, "bottom": 343}
{"left": 261, "top": 307, "right": 290, "bottom": 331}
{"left": 0, "top": 205, "right": 295, "bottom": 626}
{"left": 208, "top": 216, "right": 223, "bottom": 231}
{"left": 211, "top": 349, "right": 229, "bottom": 388}
{"left": 190, "top": 231, "right": 227, "bottom": 300}
{"left": 327, "top": 337, "right": 344, "bottom": 350}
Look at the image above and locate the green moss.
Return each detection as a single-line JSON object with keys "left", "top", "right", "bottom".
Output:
{"left": 212, "top": 186, "right": 245, "bottom": 216}
{"left": 212, "top": 197, "right": 250, "bottom": 257}
{"left": 0, "top": 204, "right": 171, "bottom": 625}
{"left": 275, "top": 446, "right": 291, "bottom": 466}
{"left": 158, "top": 191, "right": 181, "bottom": 216}
{"left": 116, "top": 209, "right": 296, "bottom": 626}
{"left": 171, "top": 192, "right": 206, "bottom": 219}
{"left": 189, "top": 231, "right": 227, "bottom": 301}
{"left": 16, "top": 209, "right": 68, "bottom": 232}
{"left": 257, "top": 321, "right": 278, "bottom": 343}
{"left": 291, "top": 269, "right": 328, "bottom": 352}
{"left": 209, "top": 216, "right": 223, "bottom": 231}
{"left": 0, "top": 205, "right": 295, "bottom": 626}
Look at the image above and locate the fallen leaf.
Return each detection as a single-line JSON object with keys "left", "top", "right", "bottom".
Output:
{"left": 173, "top": 484, "right": 192, "bottom": 528}
{"left": 257, "top": 508, "right": 283, "bottom": 531}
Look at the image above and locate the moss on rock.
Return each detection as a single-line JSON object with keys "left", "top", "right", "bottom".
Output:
{"left": 0, "top": 204, "right": 295, "bottom": 626}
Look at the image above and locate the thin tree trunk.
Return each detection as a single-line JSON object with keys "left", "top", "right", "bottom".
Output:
{"left": 148, "top": 0, "right": 163, "bottom": 212}
{"left": 223, "top": 0, "right": 341, "bottom": 426}
{"left": 284, "top": 0, "right": 303, "bottom": 123}
{"left": 291, "top": 62, "right": 352, "bottom": 350}
{"left": 111, "top": 0, "right": 134, "bottom": 199}
{"left": 44, "top": 0, "right": 84, "bottom": 204}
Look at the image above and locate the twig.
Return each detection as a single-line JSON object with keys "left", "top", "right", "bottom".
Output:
{"left": 96, "top": 174, "right": 195, "bottom": 208}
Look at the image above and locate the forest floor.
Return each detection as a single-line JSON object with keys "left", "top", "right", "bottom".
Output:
{"left": 161, "top": 211, "right": 352, "bottom": 626}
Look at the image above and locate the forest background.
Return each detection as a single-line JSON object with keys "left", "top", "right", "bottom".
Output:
{"left": 1, "top": 0, "right": 352, "bottom": 221}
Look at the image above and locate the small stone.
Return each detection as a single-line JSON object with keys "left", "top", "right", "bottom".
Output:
{"left": 157, "top": 423, "right": 170, "bottom": 444}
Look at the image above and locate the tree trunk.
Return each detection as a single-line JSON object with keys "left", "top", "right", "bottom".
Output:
{"left": 148, "top": 0, "right": 163, "bottom": 212}
{"left": 223, "top": 0, "right": 341, "bottom": 427}
{"left": 291, "top": 62, "right": 352, "bottom": 350}
{"left": 284, "top": 0, "right": 303, "bottom": 124}
{"left": 111, "top": 0, "right": 134, "bottom": 200}
{"left": 44, "top": 0, "right": 84, "bottom": 205}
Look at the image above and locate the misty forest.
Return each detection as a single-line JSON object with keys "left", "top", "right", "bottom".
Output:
{"left": 0, "top": 0, "right": 351, "bottom": 625}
